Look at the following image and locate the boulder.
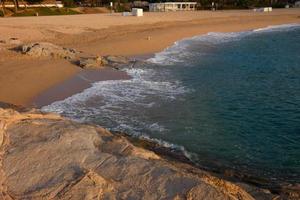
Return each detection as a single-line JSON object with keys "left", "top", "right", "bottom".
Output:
{"left": 0, "top": 38, "right": 22, "bottom": 46}
{"left": 104, "top": 55, "right": 130, "bottom": 64}
{"left": 8, "top": 38, "right": 22, "bottom": 45}
{"left": 0, "top": 107, "right": 261, "bottom": 200}
{"left": 78, "top": 56, "right": 107, "bottom": 69}
{"left": 103, "top": 55, "right": 132, "bottom": 69}
{"left": 21, "top": 42, "right": 78, "bottom": 60}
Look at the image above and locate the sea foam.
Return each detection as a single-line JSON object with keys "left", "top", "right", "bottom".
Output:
{"left": 42, "top": 66, "right": 193, "bottom": 161}
{"left": 42, "top": 67, "right": 188, "bottom": 132}
{"left": 42, "top": 24, "right": 300, "bottom": 181}
{"left": 148, "top": 23, "right": 300, "bottom": 65}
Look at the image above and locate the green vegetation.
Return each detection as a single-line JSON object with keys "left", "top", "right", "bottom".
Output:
{"left": 11, "top": 7, "right": 81, "bottom": 17}
{"left": 0, "top": 0, "right": 297, "bottom": 18}
{"left": 62, "top": 0, "right": 76, "bottom": 8}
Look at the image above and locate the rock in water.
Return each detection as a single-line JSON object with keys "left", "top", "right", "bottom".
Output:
{"left": 0, "top": 107, "right": 265, "bottom": 200}
{"left": 21, "top": 42, "right": 78, "bottom": 60}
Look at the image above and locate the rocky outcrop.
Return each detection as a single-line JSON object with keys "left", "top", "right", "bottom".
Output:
{"left": 21, "top": 42, "right": 78, "bottom": 60}
{"left": 104, "top": 55, "right": 129, "bottom": 64}
{"left": 0, "top": 38, "right": 22, "bottom": 46}
{"left": 78, "top": 56, "right": 108, "bottom": 69}
{"left": 0, "top": 106, "right": 261, "bottom": 200}
{"left": 18, "top": 42, "right": 133, "bottom": 70}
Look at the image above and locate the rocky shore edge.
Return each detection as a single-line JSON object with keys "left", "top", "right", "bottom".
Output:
{"left": 0, "top": 40, "right": 299, "bottom": 200}
{"left": 7, "top": 41, "right": 135, "bottom": 70}
{"left": 0, "top": 102, "right": 294, "bottom": 200}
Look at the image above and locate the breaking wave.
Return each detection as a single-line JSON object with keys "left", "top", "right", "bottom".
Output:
{"left": 148, "top": 23, "right": 300, "bottom": 65}
{"left": 42, "top": 24, "right": 300, "bottom": 183}
{"left": 43, "top": 67, "right": 187, "bottom": 134}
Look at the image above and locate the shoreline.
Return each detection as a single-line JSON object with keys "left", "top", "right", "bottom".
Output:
{"left": 1, "top": 11, "right": 300, "bottom": 199}
{"left": 116, "top": 131, "right": 297, "bottom": 197}
{"left": 1, "top": 9, "right": 299, "bottom": 106}
{"left": 32, "top": 22, "right": 300, "bottom": 108}
{"left": 0, "top": 104, "right": 281, "bottom": 199}
{"left": 30, "top": 68, "right": 131, "bottom": 108}
{"left": 32, "top": 23, "right": 300, "bottom": 198}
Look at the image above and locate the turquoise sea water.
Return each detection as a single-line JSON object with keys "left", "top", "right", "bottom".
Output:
{"left": 43, "top": 24, "right": 300, "bottom": 188}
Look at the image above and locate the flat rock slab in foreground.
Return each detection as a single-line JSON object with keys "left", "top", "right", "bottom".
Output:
{"left": 0, "top": 107, "right": 256, "bottom": 200}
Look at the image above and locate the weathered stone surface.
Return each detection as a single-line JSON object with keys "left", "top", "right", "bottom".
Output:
{"left": 21, "top": 42, "right": 78, "bottom": 60}
{"left": 0, "top": 107, "right": 262, "bottom": 200}
{"left": 103, "top": 55, "right": 132, "bottom": 69}
{"left": 16, "top": 42, "right": 134, "bottom": 70}
{"left": 78, "top": 55, "right": 133, "bottom": 69}
{"left": 0, "top": 38, "right": 22, "bottom": 46}
{"left": 78, "top": 56, "right": 107, "bottom": 69}
{"left": 104, "top": 55, "right": 130, "bottom": 64}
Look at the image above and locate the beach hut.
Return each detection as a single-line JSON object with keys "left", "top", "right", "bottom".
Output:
{"left": 132, "top": 8, "right": 143, "bottom": 16}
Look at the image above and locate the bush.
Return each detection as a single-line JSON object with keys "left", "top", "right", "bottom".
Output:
{"left": 62, "top": 0, "right": 75, "bottom": 7}
{"left": 12, "top": 7, "right": 81, "bottom": 17}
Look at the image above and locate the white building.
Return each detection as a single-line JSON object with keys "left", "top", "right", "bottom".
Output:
{"left": 149, "top": 2, "right": 197, "bottom": 12}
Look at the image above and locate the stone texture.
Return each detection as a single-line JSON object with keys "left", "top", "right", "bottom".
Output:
{"left": 21, "top": 42, "right": 78, "bottom": 60}
{"left": 17, "top": 43, "right": 134, "bottom": 70}
{"left": 0, "top": 107, "right": 268, "bottom": 200}
{"left": 103, "top": 55, "right": 131, "bottom": 69}
{"left": 104, "top": 55, "right": 129, "bottom": 64}
{"left": 0, "top": 38, "right": 22, "bottom": 46}
{"left": 78, "top": 56, "right": 107, "bottom": 69}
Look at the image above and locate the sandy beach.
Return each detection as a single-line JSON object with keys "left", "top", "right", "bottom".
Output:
{"left": 0, "top": 9, "right": 300, "bottom": 106}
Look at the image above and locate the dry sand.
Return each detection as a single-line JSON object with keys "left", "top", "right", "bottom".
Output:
{"left": 0, "top": 9, "right": 299, "bottom": 106}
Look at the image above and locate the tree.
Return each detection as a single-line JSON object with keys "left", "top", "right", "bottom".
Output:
{"left": 12, "top": 0, "right": 18, "bottom": 12}
{"left": 0, "top": 0, "right": 6, "bottom": 16}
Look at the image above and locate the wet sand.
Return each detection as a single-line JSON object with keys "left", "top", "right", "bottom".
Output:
{"left": 31, "top": 69, "right": 130, "bottom": 107}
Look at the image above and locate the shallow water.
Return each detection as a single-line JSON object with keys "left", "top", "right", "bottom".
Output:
{"left": 43, "top": 24, "right": 300, "bottom": 187}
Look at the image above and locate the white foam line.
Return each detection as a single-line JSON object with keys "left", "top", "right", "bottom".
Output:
{"left": 253, "top": 23, "right": 300, "bottom": 32}
{"left": 42, "top": 23, "right": 300, "bottom": 166}
{"left": 148, "top": 23, "right": 300, "bottom": 65}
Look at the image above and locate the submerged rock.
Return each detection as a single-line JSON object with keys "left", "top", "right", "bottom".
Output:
{"left": 0, "top": 106, "right": 262, "bottom": 200}
{"left": 21, "top": 42, "right": 78, "bottom": 60}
